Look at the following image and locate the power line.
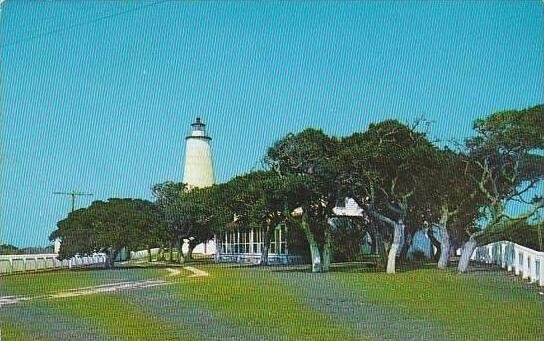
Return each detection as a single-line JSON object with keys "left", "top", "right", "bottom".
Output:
{"left": 53, "top": 190, "right": 93, "bottom": 213}
{"left": 1, "top": 0, "right": 169, "bottom": 48}
{"left": 2, "top": 5, "right": 120, "bottom": 38}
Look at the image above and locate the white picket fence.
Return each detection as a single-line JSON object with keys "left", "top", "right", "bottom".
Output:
{"left": 0, "top": 253, "right": 107, "bottom": 275}
{"left": 472, "top": 241, "right": 544, "bottom": 286}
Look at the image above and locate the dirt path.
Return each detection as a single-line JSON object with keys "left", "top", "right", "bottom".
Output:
{"left": 183, "top": 266, "right": 209, "bottom": 277}
{"left": 0, "top": 266, "right": 207, "bottom": 307}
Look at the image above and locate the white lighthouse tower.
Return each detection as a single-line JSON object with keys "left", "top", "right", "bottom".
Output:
{"left": 182, "top": 117, "right": 216, "bottom": 255}
{"left": 183, "top": 117, "right": 214, "bottom": 189}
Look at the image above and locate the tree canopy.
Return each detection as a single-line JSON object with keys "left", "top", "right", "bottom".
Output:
{"left": 52, "top": 104, "right": 543, "bottom": 274}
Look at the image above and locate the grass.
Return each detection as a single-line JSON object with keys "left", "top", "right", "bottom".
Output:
{"left": 1, "top": 262, "right": 542, "bottom": 340}
{"left": 0, "top": 321, "right": 31, "bottom": 341}
{"left": 334, "top": 265, "right": 543, "bottom": 340}
{"left": 1, "top": 267, "right": 165, "bottom": 297}
{"left": 46, "top": 294, "right": 187, "bottom": 340}
{"left": 170, "top": 265, "right": 358, "bottom": 340}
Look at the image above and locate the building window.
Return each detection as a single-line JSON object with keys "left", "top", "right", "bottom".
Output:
{"left": 269, "top": 225, "right": 287, "bottom": 255}
{"left": 240, "top": 230, "right": 250, "bottom": 253}
{"left": 220, "top": 226, "right": 287, "bottom": 255}
{"left": 252, "top": 228, "right": 261, "bottom": 254}
{"left": 222, "top": 230, "right": 239, "bottom": 254}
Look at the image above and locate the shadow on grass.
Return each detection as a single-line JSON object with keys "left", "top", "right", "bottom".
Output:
{"left": 259, "top": 260, "right": 442, "bottom": 275}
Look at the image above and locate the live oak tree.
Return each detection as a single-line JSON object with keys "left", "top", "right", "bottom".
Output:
{"left": 50, "top": 198, "right": 161, "bottom": 268}
{"left": 152, "top": 181, "right": 188, "bottom": 261}
{"left": 458, "top": 104, "right": 544, "bottom": 272}
{"left": 425, "top": 148, "right": 484, "bottom": 269}
{"left": 266, "top": 128, "right": 340, "bottom": 272}
{"left": 152, "top": 182, "right": 229, "bottom": 261}
{"left": 190, "top": 184, "right": 233, "bottom": 260}
{"left": 223, "top": 170, "right": 292, "bottom": 265}
{"left": 339, "top": 120, "right": 437, "bottom": 273}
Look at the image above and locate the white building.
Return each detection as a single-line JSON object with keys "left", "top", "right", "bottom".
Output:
{"left": 182, "top": 117, "right": 216, "bottom": 255}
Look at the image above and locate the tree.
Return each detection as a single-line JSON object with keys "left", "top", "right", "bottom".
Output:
{"left": 185, "top": 184, "right": 233, "bottom": 260}
{"left": 0, "top": 244, "right": 20, "bottom": 255}
{"left": 458, "top": 104, "right": 544, "bottom": 272}
{"left": 266, "top": 128, "right": 340, "bottom": 272}
{"left": 425, "top": 148, "right": 484, "bottom": 269}
{"left": 223, "top": 170, "right": 292, "bottom": 265}
{"left": 338, "top": 120, "right": 437, "bottom": 273}
{"left": 50, "top": 198, "right": 161, "bottom": 268}
{"left": 152, "top": 182, "right": 229, "bottom": 262}
{"left": 152, "top": 181, "right": 188, "bottom": 262}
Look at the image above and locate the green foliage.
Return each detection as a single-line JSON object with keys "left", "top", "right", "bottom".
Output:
{"left": 49, "top": 198, "right": 161, "bottom": 261}
{"left": 265, "top": 128, "right": 340, "bottom": 211}
{"left": 152, "top": 182, "right": 232, "bottom": 251}
{"left": 478, "top": 220, "right": 544, "bottom": 251}
{"left": 221, "top": 170, "right": 286, "bottom": 230}
{"left": 0, "top": 243, "right": 20, "bottom": 255}
{"left": 331, "top": 218, "right": 364, "bottom": 262}
{"left": 466, "top": 104, "right": 544, "bottom": 229}
{"left": 339, "top": 120, "right": 437, "bottom": 216}
{"left": 266, "top": 128, "right": 341, "bottom": 270}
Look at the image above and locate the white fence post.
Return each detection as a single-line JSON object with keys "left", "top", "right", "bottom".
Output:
{"left": 500, "top": 243, "right": 506, "bottom": 268}
{"left": 522, "top": 253, "right": 529, "bottom": 280}
{"left": 471, "top": 242, "right": 543, "bottom": 287}
{"left": 531, "top": 256, "right": 537, "bottom": 283}
{"left": 514, "top": 248, "right": 520, "bottom": 275}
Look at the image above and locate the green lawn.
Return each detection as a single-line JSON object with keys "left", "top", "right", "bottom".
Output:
{"left": 1, "top": 267, "right": 165, "bottom": 297}
{"left": 0, "top": 263, "right": 542, "bottom": 340}
{"left": 335, "top": 266, "right": 543, "bottom": 340}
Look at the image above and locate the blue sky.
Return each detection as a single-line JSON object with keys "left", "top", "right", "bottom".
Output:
{"left": 2, "top": 1, "right": 543, "bottom": 247}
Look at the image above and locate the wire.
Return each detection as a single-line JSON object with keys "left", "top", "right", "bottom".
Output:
{"left": 1, "top": 0, "right": 169, "bottom": 48}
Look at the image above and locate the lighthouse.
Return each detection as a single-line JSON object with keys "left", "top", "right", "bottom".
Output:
{"left": 182, "top": 117, "right": 214, "bottom": 189}
{"left": 181, "top": 117, "right": 216, "bottom": 256}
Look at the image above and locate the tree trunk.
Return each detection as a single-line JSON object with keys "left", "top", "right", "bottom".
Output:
{"left": 301, "top": 216, "right": 322, "bottom": 273}
{"left": 186, "top": 245, "right": 193, "bottom": 262}
{"left": 437, "top": 224, "right": 450, "bottom": 269}
{"left": 369, "top": 228, "right": 378, "bottom": 255}
{"left": 449, "top": 240, "right": 460, "bottom": 259}
{"left": 321, "top": 228, "right": 332, "bottom": 272}
{"left": 399, "top": 230, "right": 412, "bottom": 260}
{"left": 458, "top": 236, "right": 478, "bottom": 273}
{"left": 178, "top": 238, "right": 185, "bottom": 263}
{"left": 105, "top": 247, "right": 119, "bottom": 269}
{"left": 375, "top": 231, "right": 387, "bottom": 269}
{"left": 309, "top": 240, "right": 322, "bottom": 273}
{"left": 169, "top": 241, "right": 174, "bottom": 262}
{"left": 157, "top": 246, "right": 165, "bottom": 261}
{"left": 427, "top": 228, "right": 441, "bottom": 261}
{"left": 147, "top": 246, "right": 152, "bottom": 263}
{"left": 260, "top": 227, "right": 271, "bottom": 266}
{"left": 386, "top": 221, "right": 404, "bottom": 274}
{"left": 186, "top": 240, "right": 197, "bottom": 262}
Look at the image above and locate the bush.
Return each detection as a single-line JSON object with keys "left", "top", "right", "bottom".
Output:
{"left": 479, "top": 220, "right": 543, "bottom": 251}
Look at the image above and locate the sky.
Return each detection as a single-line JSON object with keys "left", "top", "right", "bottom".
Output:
{"left": 1, "top": 1, "right": 543, "bottom": 247}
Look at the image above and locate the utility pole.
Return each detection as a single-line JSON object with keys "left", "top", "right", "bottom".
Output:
{"left": 53, "top": 190, "right": 93, "bottom": 213}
